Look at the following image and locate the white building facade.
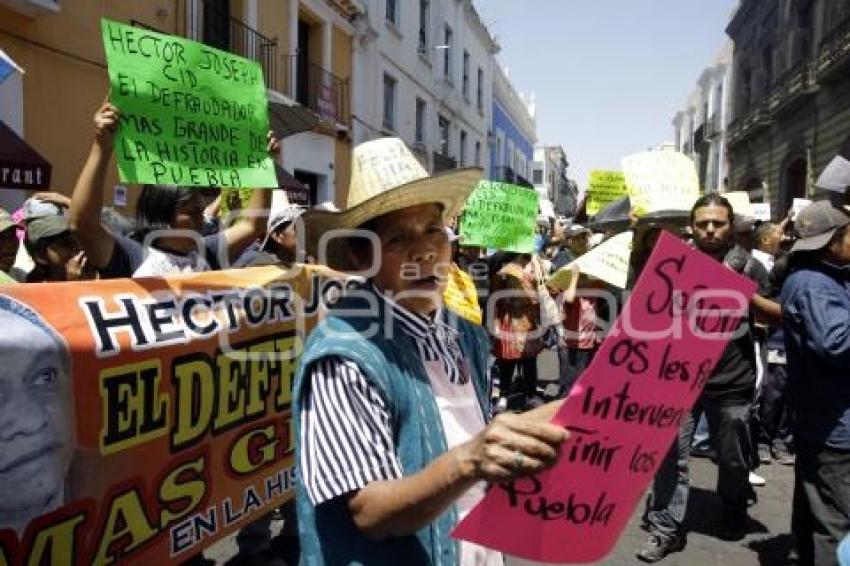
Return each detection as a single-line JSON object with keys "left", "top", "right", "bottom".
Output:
{"left": 532, "top": 145, "right": 572, "bottom": 218}
{"left": 672, "top": 41, "right": 733, "bottom": 194}
{"left": 350, "top": 0, "right": 498, "bottom": 172}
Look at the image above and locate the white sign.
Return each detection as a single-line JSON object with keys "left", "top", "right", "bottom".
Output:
{"left": 622, "top": 151, "right": 699, "bottom": 215}
{"left": 549, "top": 231, "right": 633, "bottom": 289}
{"left": 751, "top": 202, "right": 771, "bottom": 221}
{"left": 815, "top": 156, "right": 850, "bottom": 193}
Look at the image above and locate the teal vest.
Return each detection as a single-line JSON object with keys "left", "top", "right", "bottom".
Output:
{"left": 293, "top": 289, "right": 491, "bottom": 565}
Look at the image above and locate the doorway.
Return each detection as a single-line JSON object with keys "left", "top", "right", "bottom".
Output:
{"left": 781, "top": 158, "right": 807, "bottom": 216}
{"left": 294, "top": 170, "right": 320, "bottom": 206}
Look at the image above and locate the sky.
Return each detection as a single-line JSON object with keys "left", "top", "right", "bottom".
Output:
{"left": 473, "top": 0, "right": 739, "bottom": 191}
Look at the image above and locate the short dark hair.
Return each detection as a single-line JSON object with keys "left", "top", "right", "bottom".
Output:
{"left": 690, "top": 193, "right": 734, "bottom": 225}
{"left": 135, "top": 185, "right": 197, "bottom": 233}
{"left": 753, "top": 221, "right": 778, "bottom": 244}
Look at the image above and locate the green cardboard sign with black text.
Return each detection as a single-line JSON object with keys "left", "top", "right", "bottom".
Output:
{"left": 101, "top": 19, "right": 276, "bottom": 188}
{"left": 460, "top": 181, "right": 539, "bottom": 253}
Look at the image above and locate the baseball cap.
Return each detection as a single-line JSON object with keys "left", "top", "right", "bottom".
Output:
{"left": 564, "top": 223, "right": 591, "bottom": 238}
{"left": 260, "top": 206, "right": 305, "bottom": 250}
{"left": 0, "top": 208, "right": 16, "bottom": 234}
{"left": 790, "top": 201, "right": 850, "bottom": 254}
{"left": 22, "top": 198, "right": 64, "bottom": 221}
{"left": 26, "top": 215, "right": 70, "bottom": 246}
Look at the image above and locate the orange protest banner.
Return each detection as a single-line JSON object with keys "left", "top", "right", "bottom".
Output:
{"left": 0, "top": 265, "right": 353, "bottom": 564}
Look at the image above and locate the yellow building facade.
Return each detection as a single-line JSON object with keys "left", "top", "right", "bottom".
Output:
{"left": 0, "top": 0, "right": 358, "bottom": 210}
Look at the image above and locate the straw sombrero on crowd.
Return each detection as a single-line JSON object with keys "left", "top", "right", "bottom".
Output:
{"left": 302, "top": 137, "right": 482, "bottom": 269}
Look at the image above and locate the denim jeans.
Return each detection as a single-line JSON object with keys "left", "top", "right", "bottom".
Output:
{"left": 644, "top": 398, "right": 753, "bottom": 540}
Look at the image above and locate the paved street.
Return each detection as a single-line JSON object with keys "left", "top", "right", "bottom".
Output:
{"left": 506, "top": 351, "right": 798, "bottom": 566}
{"left": 596, "top": 456, "right": 795, "bottom": 566}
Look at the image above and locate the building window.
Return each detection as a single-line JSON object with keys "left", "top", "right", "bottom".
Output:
{"left": 459, "top": 130, "right": 467, "bottom": 166}
{"left": 533, "top": 168, "right": 543, "bottom": 185}
{"left": 475, "top": 140, "right": 482, "bottom": 166}
{"left": 439, "top": 115, "right": 450, "bottom": 155}
{"left": 443, "top": 25, "right": 453, "bottom": 79}
{"left": 462, "top": 51, "right": 470, "bottom": 98}
{"left": 476, "top": 67, "right": 484, "bottom": 109}
{"left": 383, "top": 73, "right": 397, "bottom": 130}
{"left": 386, "top": 0, "right": 398, "bottom": 26}
{"left": 418, "top": 0, "right": 430, "bottom": 54}
{"left": 415, "top": 97, "right": 426, "bottom": 143}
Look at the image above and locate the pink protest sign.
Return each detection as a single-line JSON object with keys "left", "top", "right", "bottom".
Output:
{"left": 453, "top": 232, "right": 758, "bottom": 563}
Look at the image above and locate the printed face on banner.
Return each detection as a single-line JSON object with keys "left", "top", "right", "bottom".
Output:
{"left": 0, "top": 266, "right": 353, "bottom": 564}
{"left": 0, "top": 300, "right": 74, "bottom": 535}
{"left": 453, "top": 232, "right": 757, "bottom": 563}
{"left": 101, "top": 19, "right": 277, "bottom": 188}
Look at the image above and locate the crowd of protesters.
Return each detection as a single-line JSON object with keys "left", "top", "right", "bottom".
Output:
{"left": 0, "top": 101, "right": 849, "bottom": 566}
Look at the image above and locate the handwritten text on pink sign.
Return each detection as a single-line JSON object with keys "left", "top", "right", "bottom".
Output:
{"left": 453, "top": 232, "right": 757, "bottom": 563}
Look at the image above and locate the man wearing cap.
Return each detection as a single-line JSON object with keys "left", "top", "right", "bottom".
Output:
{"left": 23, "top": 215, "right": 96, "bottom": 283}
{"left": 780, "top": 201, "right": 850, "bottom": 566}
{"left": 261, "top": 204, "right": 306, "bottom": 265}
{"left": 293, "top": 137, "right": 566, "bottom": 565}
{"left": 0, "top": 209, "right": 18, "bottom": 284}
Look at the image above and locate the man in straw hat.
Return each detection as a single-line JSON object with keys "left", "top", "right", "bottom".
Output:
{"left": 779, "top": 201, "right": 850, "bottom": 566}
{"left": 293, "top": 137, "right": 566, "bottom": 565}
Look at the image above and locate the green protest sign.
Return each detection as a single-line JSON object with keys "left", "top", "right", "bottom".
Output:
{"left": 101, "top": 19, "right": 277, "bottom": 188}
{"left": 587, "top": 170, "right": 627, "bottom": 216}
{"left": 459, "top": 181, "right": 539, "bottom": 253}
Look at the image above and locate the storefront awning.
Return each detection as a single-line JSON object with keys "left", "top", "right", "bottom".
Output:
{"left": 267, "top": 90, "right": 318, "bottom": 139}
{"left": 0, "top": 120, "right": 51, "bottom": 190}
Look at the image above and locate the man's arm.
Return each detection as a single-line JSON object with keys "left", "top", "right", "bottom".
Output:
{"left": 795, "top": 284, "right": 850, "bottom": 366}
{"left": 221, "top": 132, "right": 278, "bottom": 262}
{"left": 753, "top": 294, "right": 782, "bottom": 326}
{"left": 68, "top": 102, "right": 119, "bottom": 269}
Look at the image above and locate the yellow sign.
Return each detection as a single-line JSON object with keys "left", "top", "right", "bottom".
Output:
{"left": 587, "top": 170, "right": 628, "bottom": 216}
{"left": 622, "top": 151, "right": 699, "bottom": 216}
{"left": 443, "top": 263, "right": 482, "bottom": 324}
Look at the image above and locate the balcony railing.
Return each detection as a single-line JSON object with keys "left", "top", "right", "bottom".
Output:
{"left": 433, "top": 151, "right": 458, "bottom": 172}
{"left": 763, "top": 60, "right": 818, "bottom": 117}
{"left": 186, "top": 0, "right": 282, "bottom": 93}
{"left": 817, "top": 14, "right": 850, "bottom": 80}
{"left": 282, "top": 56, "right": 350, "bottom": 126}
{"left": 704, "top": 113, "right": 721, "bottom": 140}
{"left": 727, "top": 104, "right": 769, "bottom": 147}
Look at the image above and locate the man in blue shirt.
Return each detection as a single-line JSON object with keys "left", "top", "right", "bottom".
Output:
{"left": 780, "top": 201, "right": 850, "bottom": 566}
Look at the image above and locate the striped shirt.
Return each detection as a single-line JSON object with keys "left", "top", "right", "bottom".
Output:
{"left": 300, "top": 286, "right": 471, "bottom": 505}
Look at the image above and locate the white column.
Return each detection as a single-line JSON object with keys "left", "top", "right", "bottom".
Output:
{"left": 243, "top": 0, "right": 258, "bottom": 28}
{"left": 287, "top": 0, "right": 299, "bottom": 98}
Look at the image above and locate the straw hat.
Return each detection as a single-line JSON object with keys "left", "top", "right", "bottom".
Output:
{"left": 303, "top": 137, "right": 482, "bottom": 267}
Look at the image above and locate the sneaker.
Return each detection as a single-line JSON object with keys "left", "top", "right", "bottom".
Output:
{"left": 635, "top": 534, "right": 686, "bottom": 563}
{"left": 757, "top": 443, "right": 772, "bottom": 464}
{"left": 771, "top": 444, "right": 795, "bottom": 466}
{"left": 690, "top": 444, "right": 717, "bottom": 461}
{"left": 749, "top": 471, "right": 766, "bottom": 486}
